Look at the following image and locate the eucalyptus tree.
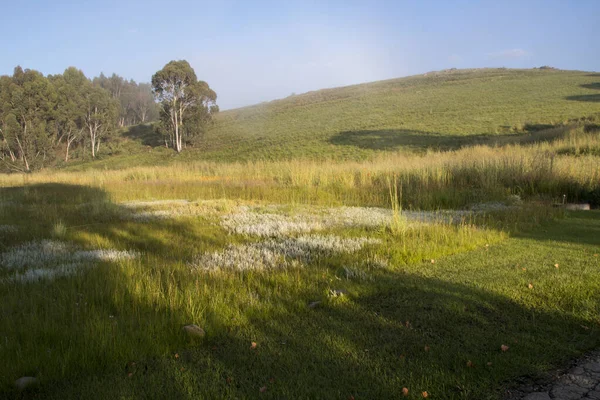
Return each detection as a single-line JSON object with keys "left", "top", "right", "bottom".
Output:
{"left": 50, "top": 67, "right": 88, "bottom": 161}
{"left": 83, "top": 84, "right": 118, "bottom": 158}
{"left": 152, "top": 60, "right": 217, "bottom": 153}
{"left": 93, "top": 74, "right": 157, "bottom": 127}
{"left": 134, "top": 82, "right": 158, "bottom": 123}
{"left": 0, "top": 67, "right": 56, "bottom": 171}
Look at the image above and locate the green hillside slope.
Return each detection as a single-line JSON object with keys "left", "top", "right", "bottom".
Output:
{"left": 202, "top": 68, "right": 599, "bottom": 160}
{"left": 62, "top": 68, "right": 600, "bottom": 170}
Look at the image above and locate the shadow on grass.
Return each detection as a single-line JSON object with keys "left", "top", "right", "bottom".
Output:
{"left": 567, "top": 82, "right": 600, "bottom": 102}
{"left": 0, "top": 183, "right": 228, "bottom": 398}
{"left": 2, "top": 184, "right": 599, "bottom": 398}
{"left": 580, "top": 83, "right": 600, "bottom": 90}
{"left": 328, "top": 125, "right": 573, "bottom": 153}
{"left": 566, "top": 94, "right": 600, "bottom": 103}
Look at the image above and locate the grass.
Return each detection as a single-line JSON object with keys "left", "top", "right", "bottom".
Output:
{"left": 5, "top": 122, "right": 599, "bottom": 209}
{"left": 53, "top": 67, "right": 600, "bottom": 169}
{"left": 0, "top": 182, "right": 599, "bottom": 399}
{"left": 1, "top": 67, "right": 600, "bottom": 399}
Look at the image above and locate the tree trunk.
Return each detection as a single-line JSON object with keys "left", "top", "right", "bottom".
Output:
{"left": 15, "top": 135, "right": 29, "bottom": 171}
{"left": 65, "top": 134, "right": 78, "bottom": 162}
{"left": 65, "top": 141, "right": 70, "bottom": 162}
{"left": 90, "top": 125, "right": 96, "bottom": 159}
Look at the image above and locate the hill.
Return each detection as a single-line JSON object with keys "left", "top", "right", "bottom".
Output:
{"left": 62, "top": 68, "right": 600, "bottom": 170}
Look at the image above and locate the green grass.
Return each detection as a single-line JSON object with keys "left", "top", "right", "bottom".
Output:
{"left": 56, "top": 68, "right": 600, "bottom": 170}
{"left": 1, "top": 67, "right": 600, "bottom": 399}
{"left": 1, "top": 183, "right": 599, "bottom": 399}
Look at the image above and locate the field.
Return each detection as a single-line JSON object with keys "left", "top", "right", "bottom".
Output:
{"left": 1, "top": 68, "right": 600, "bottom": 399}
{"left": 2, "top": 126, "right": 600, "bottom": 398}
{"left": 58, "top": 68, "right": 600, "bottom": 170}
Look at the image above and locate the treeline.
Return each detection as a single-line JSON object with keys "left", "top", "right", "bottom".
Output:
{"left": 94, "top": 73, "right": 158, "bottom": 127}
{"left": 0, "top": 66, "right": 158, "bottom": 171}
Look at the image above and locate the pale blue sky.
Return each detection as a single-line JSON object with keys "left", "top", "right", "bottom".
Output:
{"left": 1, "top": 0, "right": 598, "bottom": 109}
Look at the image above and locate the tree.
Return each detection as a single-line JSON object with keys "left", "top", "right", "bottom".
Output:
{"left": 83, "top": 84, "right": 118, "bottom": 158}
{"left": 50, "top": 67, "right": 88, "bottom": 162}
{"left": 151, "top": 60, "right": 217, "bottom": 153}
{"left": 93, "top": 74, "right": 157, "bottom": 127}
{"left": 133, "top": 83, "right": 158, "bottom": 123}
{"left": 0, "top": 67, "right": 56, "bottom": 171}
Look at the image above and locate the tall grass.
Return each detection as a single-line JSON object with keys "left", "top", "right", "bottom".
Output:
{"left": 2, "top": 126, "right": 598, "bottom": 209}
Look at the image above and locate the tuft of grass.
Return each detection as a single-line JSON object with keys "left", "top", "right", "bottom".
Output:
{"left": 52, "top": 220, "right": 67, "bottom": 238}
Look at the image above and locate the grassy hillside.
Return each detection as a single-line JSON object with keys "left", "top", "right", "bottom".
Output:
{"left": 59, "top": 68, "right": 600, "bottom": 170}
{"left": 202, "top": 68, "right": 600, "bottom": 161}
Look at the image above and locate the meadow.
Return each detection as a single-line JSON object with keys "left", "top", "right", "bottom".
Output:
{"left": 1, "top": 118, "right": 600, "bottom": 398}
{"left": 57, "top": 68, "right": 600, "bottom": 169}
{"left": 1, "top": 68, "right": 600, "bottom": 399}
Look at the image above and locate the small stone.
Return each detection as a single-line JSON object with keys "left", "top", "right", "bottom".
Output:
{"left": 523, "top": 393, "right": 551, "bottom": 400}
{"left": 183, "top": 324, "right": 205, "bottom": 338}
{"left": 15, "top": 377, "right": 38, "bottom": 391}
{"left": 308, "top": 301, "right": 321, "bottom": 309}
{"left": 329, "top": 289, "right": 347, "bottom": 297}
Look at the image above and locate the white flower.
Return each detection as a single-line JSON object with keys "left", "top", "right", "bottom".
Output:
{"left": 191, "top": 235, "right": 381, "bottom": 272}
{"left": 0, "top": 240, "right": 138, "bottom": 284}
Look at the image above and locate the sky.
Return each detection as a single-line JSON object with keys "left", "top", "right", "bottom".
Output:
{"left": 0, "top": 0, "right": 598, "bottom": 109}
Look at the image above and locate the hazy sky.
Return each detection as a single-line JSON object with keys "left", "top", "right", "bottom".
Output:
{"left": 1, "top": 0, "right": 598, "bottom": 109}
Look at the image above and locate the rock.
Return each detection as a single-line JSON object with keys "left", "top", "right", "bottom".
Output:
{"left": 308, "top": 301, "right": 321, "bottom": 308}
{"left": 329, "top": 289, "right": 347, "bottom": 297}
{"left": 15, "top": 376, "right": 38, "bottom": 391}
{"left": 183, "top": 324, "right": 205, "bottom": 338}
{"left": 523, "top": 393, "right": 551, "bottom": 400}
{"left": 587, "top": 390, "right": 600, "bottom": 400}
{"left": 583, "top": 362, "right": 600, "bottom": 374}
{"left": 550, "top": 384, "right": 588, "bottom": 400}
{"left": 564, "top": 373, "right": 597, "bottom": 389}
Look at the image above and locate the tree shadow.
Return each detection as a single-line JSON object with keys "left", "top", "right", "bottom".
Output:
{"left": 328, "top": 126, "right": 573, "bottom": 153}
{"left": 39, "top": 250, "right": 600, "bottom": 398}
{"left": 121, "top": 124, "right": 163, "bottom": 147}
{"left": 580, "top": 83, "right": 600, "bottom": 90}
{"left": 566, "top": 94, "right": 600, "bottom": 103}
{"left": 565, "top": 82, "right": 600, "bottom": 102}
{"left": 0, "top": 183, "right": 228, "bottom": 398}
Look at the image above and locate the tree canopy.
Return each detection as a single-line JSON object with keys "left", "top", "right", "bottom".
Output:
{"left": 152, "top": 60, "right": 218, "bottom": 153}
{"left": 0, "top": 66, "right": 158, "bottom": 171}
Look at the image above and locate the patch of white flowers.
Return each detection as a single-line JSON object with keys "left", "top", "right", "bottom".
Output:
{"left": 192, "top": 235, "right": 380, "bottom": 272}
{"left": 0, "top": 225, "right": 18, "bottom": 234}
{"left": 221, "top": 206, "right": 397, "bottom": 237}
{"left": 194, "top": 243, "right": 288, "bottom": 271}
{"left": 262, "top": 235, "right": 381, "bottom": 261}
{"left": 221, "top": 208, "right": 320, "bottom": 237}
{"left": 0, "top": 240, "right": 138, "bottom": 284}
